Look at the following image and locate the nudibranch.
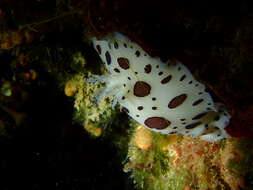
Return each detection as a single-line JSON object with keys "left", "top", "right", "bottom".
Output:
{"left": 88, "top": 32, "right": 231, "bottom": 142}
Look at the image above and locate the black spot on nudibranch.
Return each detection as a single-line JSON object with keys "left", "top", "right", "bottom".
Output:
{"left": 152, "top": 97, "right": 156, "bottom": 101}
{"left": 122, "top": 107, "right": 129, "bottom": 113}
{"left": 144, "top": 117, "right": 171, "bottom": 130}
{"left": 133, "top": 81, "right": 151, "bottom": 97}
{"left": 214, "top": 116, "right": 220, "bottom": 121}
{"left": 168, "top": 94, "right": 187, "bottom": 109}
{"left": 124, "top": 43, "right": 127, "bottom": 48}
{"left": 192, "top": 112, "right": 207, "bottom": 120}
{"left": 192, "top": 99, "right": 204, "bottom": 106}
{"left": 161, "top": 75, "right": 172, "bottom": 84}
{"left": 96, "top": 45, "right": 101, "bottom": 54}
{"left": 114, "top": 42, "right": 119, "bottom": 49}
{"left": 135, "top": 50, "right": 140, "bottom": 57}
{"left": 144, "top": 64, "right": 152, "bottom": 73}
{"left": 114, "top": 68, "right": 120, "bottom": 73}
{"left": 117, "top": 57, "right": 130, "bottom": 70}
{"left": 137, "top": 106, "right": 144, "bottom": 110}
{"left": 158, "top": 72, "right": 163, "bottom": 76}
{"left": 105, "top": 51, "right": 111, "bottom": 65}
{"left": 152, "top": 107, "right": 157, "bottom": 110}
{"left": 180, "top": 75, "right": 186, "bottom": 81}
{"left": 185, "top": 122, "right": 202, "bottom": 129}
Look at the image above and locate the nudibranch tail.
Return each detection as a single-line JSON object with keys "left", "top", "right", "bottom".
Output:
{"left": 89, "top": 32, "right": 231, "bottom": 142}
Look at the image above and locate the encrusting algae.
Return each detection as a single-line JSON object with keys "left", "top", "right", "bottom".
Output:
{"left": 64, "top": 73, "right": 116, "bottom": 137}
{"left": 124, "top": 125, "right": 252, "bottom": 190}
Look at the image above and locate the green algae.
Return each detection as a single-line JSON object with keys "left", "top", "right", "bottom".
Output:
{"left": 124, "top": 128, "right": 252, "bottom": 190}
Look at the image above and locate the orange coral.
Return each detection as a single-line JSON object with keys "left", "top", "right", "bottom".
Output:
{"left": 133, "top": 126, "right": 153, "bottom": 151}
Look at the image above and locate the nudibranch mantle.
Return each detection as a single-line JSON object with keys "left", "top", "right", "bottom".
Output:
{"left": 88, "top": 32, "right": 231, "bottom": 142}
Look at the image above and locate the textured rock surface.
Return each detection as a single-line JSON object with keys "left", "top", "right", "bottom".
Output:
{"left": 125, "top": 125, "right": 253, "bottom": 190}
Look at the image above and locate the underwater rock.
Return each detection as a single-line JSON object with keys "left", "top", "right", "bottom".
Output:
{"left": 124, "top": 125, "right": 253, "bottom": 190}
{"left": 66, "top": 74, "right": 116, "bottom": 137}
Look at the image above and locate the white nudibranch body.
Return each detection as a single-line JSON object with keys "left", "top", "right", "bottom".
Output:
{"left": 89, "top": 32, "right": 231, "bottom": 142}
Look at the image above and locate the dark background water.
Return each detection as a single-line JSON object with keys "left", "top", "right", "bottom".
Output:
{"left": 0, "top": 80, "right": 134, "bottom": 190}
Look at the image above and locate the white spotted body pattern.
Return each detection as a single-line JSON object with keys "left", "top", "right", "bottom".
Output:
{"left": 90, "top": 32, "right": 231, "bottom": 142}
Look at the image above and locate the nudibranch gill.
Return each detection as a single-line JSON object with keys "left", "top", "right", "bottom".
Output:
{"left": 88, "top": 32, "right": 231, "bottom": 142}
